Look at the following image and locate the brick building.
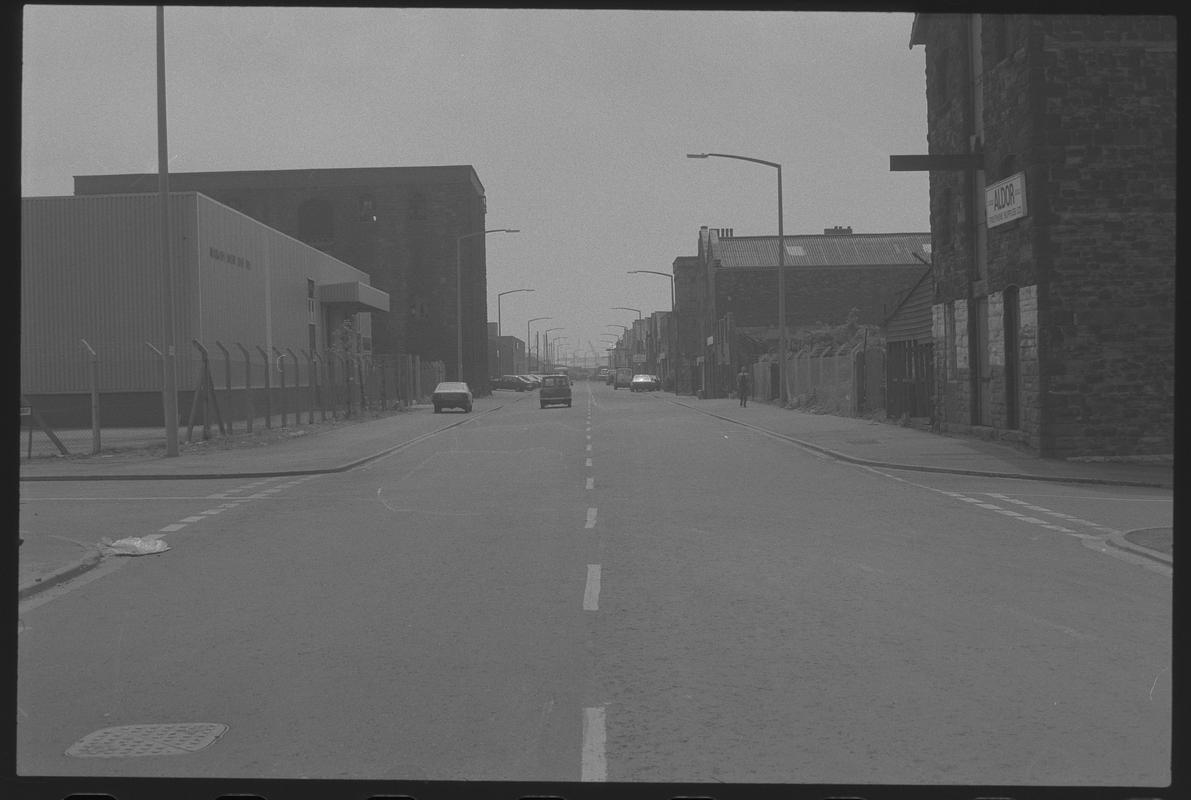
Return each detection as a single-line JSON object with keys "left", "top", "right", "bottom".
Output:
{"left": 74, "top": 166, "right": 492, "bottom": 394}
{"left": 908, "top": 14, "right": 1175, "bottom": 458}
{"left": 676, "top": 226, "right": 930, "bottom": 397}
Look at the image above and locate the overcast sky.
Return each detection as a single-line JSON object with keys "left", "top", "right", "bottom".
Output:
{"left": 22, "top": 6, "right": 930, "bottom": 366}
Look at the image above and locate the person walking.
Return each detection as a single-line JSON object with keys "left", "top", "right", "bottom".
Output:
{"left": 736, "top": 366, "right": 750, "bottom": 407}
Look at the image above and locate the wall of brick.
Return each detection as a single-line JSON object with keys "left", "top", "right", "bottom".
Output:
{"left": 714, "top": 265, "right": 925, "bottom": 332}
{"left": 1032, "top": 16, "right": 1176, "bottom": 457}
{"left": 920, "top": 15, "right": 1174, "bottom": 457}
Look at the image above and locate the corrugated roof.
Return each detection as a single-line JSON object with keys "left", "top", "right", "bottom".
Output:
{"left": 713, "top": 233, "right": 931, "bottom": 269}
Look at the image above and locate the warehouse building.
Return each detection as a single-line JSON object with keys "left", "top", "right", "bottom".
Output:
{"left": 20, "top": 192, "right": 389, "bottom": 428}
{"left": 73, "top": 165, "right": 491, "bottom": 394}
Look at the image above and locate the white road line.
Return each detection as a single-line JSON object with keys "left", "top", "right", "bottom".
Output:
{"left": 583, "top": 565, "right": 601, "bottom": 611}
{"left": 585, "top": 507, "right": 598, "bottom": 528}
{"left": 178, "top": 516, "right": 206, "bottom": 523}
{"left": 158, "top": 524, "right": 186, "bottom": 532}
{"left": 199, "top": 508, "right": 227, "bottom": 515}
{"left": 586, "top": 477, "right": 594, "bottom": 490}
{"left": 585, "top": 458, "right": 593, "bottom": 467}
{"left": 586, "top": 444, "right": 592, "bottom": 451}
{"left": 581, "top": 706, "right": 607, "bottom": 781}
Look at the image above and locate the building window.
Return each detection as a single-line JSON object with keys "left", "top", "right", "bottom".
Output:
{"left": 297, "top": 196, "right": 335, "bottom": 244}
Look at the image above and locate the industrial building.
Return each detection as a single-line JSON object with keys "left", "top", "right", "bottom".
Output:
{"left": 73, "top": 165, "right": 491, "bottom": 393}
{"left": 20, "top": 192, "right": 389, "bottom": 427}
{"left": 907, "top": 14, "right": 1175, "bottom": 458}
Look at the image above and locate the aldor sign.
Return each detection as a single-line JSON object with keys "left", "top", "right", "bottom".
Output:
{"left": 986, "top": 172, "right": 1027, "bottom": 228}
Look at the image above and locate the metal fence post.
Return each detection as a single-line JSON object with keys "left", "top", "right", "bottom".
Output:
{"left": 256, "top": 345, "right": 272, "bottom": 428}
{"left": 216, "top": 341, "right": 233, "bottom": 434}
{"left": 80, "top": 339, "right": 100, "bottom": 454}
{"left": 273, "top": 347, "right": 288, "bottom": 428}
{"left": 236, "top": 343, "right": 254, "bottom": 433}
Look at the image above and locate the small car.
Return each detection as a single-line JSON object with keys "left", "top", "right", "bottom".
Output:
{"left": 539, "top": 373, "right": 572, "bottom": 408}
{"left": 630, "top": 374, "right": 660, "bottom": 392}
{"left": 432, "top": 381, "right": 473, "bottom": 413}
{"left": 518, "top": 374, "right": 542, "bottom": 389}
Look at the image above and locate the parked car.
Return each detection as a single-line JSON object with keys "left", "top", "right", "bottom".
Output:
{"left": 613, "top": 368, "right": 633, "bottom": 389}
{"left": 630, "top": 374, "right": 661, "bottom": 392}
{"left": 518, "top": 374, "right": 542, "bottom": 389}
{"left": 605, "top": 370, "right": 615, "bottom": 385}
{"left": 539, "top": 373, "right": 572, "bottom": 408}
{"left": 491, "top": 375, "right": 530, "bottom": 391}
{"left": 432, "top": 381, "right": 473, "bottom": 413}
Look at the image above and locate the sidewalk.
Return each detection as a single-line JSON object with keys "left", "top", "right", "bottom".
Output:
{"left": 18, "top": 392, "right": 1172, "bottom": 599}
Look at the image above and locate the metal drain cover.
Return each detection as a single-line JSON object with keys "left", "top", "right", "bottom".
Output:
{"left": 66, "top": 723, "right": 228, "bottom": 758}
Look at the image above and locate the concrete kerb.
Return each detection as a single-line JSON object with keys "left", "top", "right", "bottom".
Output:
{"left": 670, "top": 398, "right": 1173, "bottom": 490}
{"left": 18, "top": 409, "right": 498, "bottom": 599}
{"left": 1105, "top": 528, "right": 1174, "bottom": 566}
{"left": 18, "top": 548, "right": 103, "bottom": 600}
{"left": 18, "top": 407, "right": 495, "bottom": 483}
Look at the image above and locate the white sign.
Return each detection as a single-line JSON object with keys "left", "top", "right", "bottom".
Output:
{"left": 986, "top": 172, "right": 1027, "bottom": 228}
{"left": 632, "top": 354, "right": 647, "bottom": 363}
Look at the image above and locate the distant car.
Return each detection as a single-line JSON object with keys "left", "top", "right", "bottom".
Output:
{"left": 432, "top": 381, "right": 473, "bottom": 413}
{"left": 518, "top": 374, "right": 542, "bottom": 389}
{"left": 539, "top": 373, "right": 572, "bottom": 408}
{"left": 605, "top": 370, "right": 615, "bottom": 385}
{"left": 491, "top": 375, "right": 530, "bottom": 391}
{"left": 630, "top": 374, "right": 660, "bottom": 392}
{"left": 613, "top": 368, "right": 633, "bottom": 389}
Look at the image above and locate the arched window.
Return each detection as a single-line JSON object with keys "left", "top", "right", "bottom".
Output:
{"left": 297, "top": 196, "right": 335, "bottom": 244}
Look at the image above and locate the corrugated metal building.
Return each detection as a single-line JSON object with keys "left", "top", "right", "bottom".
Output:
{"left": 21, "top": 192, "right": 389, "bottom": 427}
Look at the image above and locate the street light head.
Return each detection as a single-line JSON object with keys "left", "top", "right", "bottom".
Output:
{"left": 686, "top": 153, "right": 709, "bottom": 159}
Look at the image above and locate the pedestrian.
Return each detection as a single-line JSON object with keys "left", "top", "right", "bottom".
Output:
{"left": 737, "top": 366, "right": 750, "bottom": 407}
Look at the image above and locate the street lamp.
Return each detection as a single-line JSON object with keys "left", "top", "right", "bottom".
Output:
{"left": 497, "top": 287, "right": 533, "bottom": 374}
{"left": 627, "top": 270, "right": 678, "bottom": 396}
{"left": 527, "top": 316, "right": 551, "bottom": 372}
{"left": 543, "top": 327, "right": 563, "bottom": 371}
{"left": 456, "top": 228, "right": 519, "bottom": 382}
{"left": 612, "top": 306, "right": 642, "bottom": 319}
{"left": 688, "top": 152, "right": 786, "bottom": 404}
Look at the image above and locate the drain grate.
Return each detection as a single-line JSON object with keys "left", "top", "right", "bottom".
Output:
{"left": 66, "top": 723, "right": 228, "bottom": 758}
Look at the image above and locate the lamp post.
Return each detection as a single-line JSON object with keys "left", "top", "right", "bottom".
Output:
{"left": 543, "top": 327, "right": 563, "bottom": 372}
{"left": 497, "top": 287, "right": 533, "bottom": 374}
{"left": 688, "top": 152, "right": 786, "bottom": 404}
{"left": 553, "top": 337, "right": 570, "bottom": 369}
{"left": 456, "top": 228, "right": 519, "bottom": 383}
{"left": 612, "top": 306, "right": 642, "bottom": 319}
{"left": 627, "top": 270, "right": 678, "bottom": 395}
{"left": 527, "top": 316, "right": 551, "bottom": 372}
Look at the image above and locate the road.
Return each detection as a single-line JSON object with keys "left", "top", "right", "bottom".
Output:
{"left": 17, "top": 381, "right": 1173, "bottom": 786}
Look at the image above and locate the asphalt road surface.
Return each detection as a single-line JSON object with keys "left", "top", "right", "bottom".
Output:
{"left": 17, "top": 382, "right": 1172, "bottom": 786}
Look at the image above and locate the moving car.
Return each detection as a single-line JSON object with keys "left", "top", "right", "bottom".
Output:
{"left": 630, "top": 374, "right": 661, "bottom": 392}
{"left": 613, "top": 368, "right": 633, "bottom": 389}
{"left": 432, "top": 381, "right": 473, "bottom": 413}
{"left": 539, "top": 374, "right": 572, "bottom": 408}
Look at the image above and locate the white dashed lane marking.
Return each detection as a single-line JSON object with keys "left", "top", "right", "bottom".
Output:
{"left": 583, "top": 565, "right": 601, "bottom": 610}
{"left": 585, "top": 508, "right": 598, "bottom": 529}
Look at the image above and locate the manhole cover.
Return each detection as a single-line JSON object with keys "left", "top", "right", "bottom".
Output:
{"left": 66, "top": 723, "right": 228, "bottom": 758}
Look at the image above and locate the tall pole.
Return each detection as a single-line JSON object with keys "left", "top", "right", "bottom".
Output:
{"left": 497, "top": 288, "right": 533, "bottom": 376}
{"left": 527, "top": 316, "right": 550, "bottom": 373}
{"left": 776, "top": 164, "right": 786, "bottom": 405}
{"left": 687, "top": 152, "right": 787, "bottom": 404}
{"left": 627, "top": 270, "right": 678, "bottom": 395}
{"left": 157, "top": 7, "right": 179, "bottom": 456}
{"left": 456, "top": 228, "right": 519, "bottom": 383}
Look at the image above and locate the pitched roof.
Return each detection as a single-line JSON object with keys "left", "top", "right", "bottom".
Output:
{"left": 712, "top": 232, "right": 932, "bottom": 269}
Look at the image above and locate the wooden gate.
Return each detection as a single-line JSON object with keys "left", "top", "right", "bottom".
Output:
{"left": 886, "top": 339, "right": 933, "bottom": 419}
